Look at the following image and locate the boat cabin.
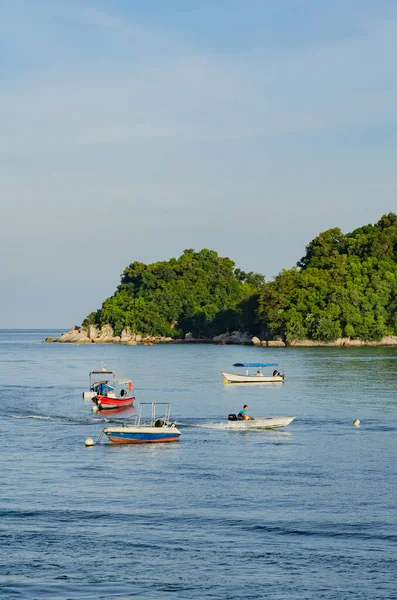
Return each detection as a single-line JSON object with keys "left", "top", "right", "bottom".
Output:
{"left": 83, "top": 370, "right": 116, "bottom": 400}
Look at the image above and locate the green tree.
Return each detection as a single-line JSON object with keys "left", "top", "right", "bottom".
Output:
{"left": 258, "top": 213, "right": 397, "bottom": 342}
{"left": 85, "top": 249, "right": 264, "bottom": 338}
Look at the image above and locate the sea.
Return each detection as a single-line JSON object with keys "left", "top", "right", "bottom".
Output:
{"left": 1, "top": 329, "right": 396, "bottom": 600}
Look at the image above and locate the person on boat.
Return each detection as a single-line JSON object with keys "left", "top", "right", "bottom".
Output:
{"left": 256, "top": 368, "right": 264, "bottom": 376}
{"left": 272, "top": 369, "right": 281, "bottom": 377}
{"left": 120, "top": 389, "right": 126, "bottom": 397}
{"left": 238, "top": 405, "right": 251, "bottom": 420}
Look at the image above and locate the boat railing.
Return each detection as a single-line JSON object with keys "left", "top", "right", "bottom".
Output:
{"left": 135, "top": 402, "right": 172, "bottom": 427}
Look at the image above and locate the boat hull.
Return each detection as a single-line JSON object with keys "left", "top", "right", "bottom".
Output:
{"left": 222, "top": 371, "right": 284, "bottom": 384}
{"left": 95, "top": 395, "right": 135, "bottom": 410}
{"left": 226, "top": 416, "right": 295, "bottom": 429}
{"left": 103, "top": 426, "right": 181, "bottom": 444}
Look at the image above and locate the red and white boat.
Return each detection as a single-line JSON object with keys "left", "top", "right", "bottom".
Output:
{"left": 93, "top": 377, "right": 135, "bottom": 411}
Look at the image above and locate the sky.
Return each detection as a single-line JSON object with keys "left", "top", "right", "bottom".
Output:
{"left": 1, "top": 0, "right": 397, "bottom": 328}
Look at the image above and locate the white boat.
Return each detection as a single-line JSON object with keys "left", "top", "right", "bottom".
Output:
{"left": 101, "top": 403, "right": 181, "bottom": 444}
{"left": 222, "top": 362, "right": 284, "bottom": 384}
{"left": 226, "top": 415, "right": 295, "bottom": 429}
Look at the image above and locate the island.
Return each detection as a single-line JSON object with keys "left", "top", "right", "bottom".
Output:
{"left": 51, "top": 213, "right": 397, "bottom": 347}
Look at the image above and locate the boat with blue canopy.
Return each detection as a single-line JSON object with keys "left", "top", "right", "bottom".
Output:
{"left": 222, "top": 362, "right": 284, "bottom": 384}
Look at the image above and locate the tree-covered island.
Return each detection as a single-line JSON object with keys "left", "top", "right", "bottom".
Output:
{"left": 55, "top": 213, "right": 397, "bottom": 346}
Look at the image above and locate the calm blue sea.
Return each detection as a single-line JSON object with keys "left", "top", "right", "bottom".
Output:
{"left": 1, "top": 330, "right": 396, "bottom": 599}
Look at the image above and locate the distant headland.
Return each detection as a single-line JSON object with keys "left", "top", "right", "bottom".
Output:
{"left": 47, "top": 214, "right": 397, "bottom": 347}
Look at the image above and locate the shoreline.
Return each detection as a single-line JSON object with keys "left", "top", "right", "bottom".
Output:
{"left": 44, "top": 325, "right": 397, "bottom": 348}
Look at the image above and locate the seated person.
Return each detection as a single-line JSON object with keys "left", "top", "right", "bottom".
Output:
{"left": 238, "top": 405, "right": 251, "bottom": 420}
{"left": 257, "top": 369, "right": 264, "bottom": 376}
{"left": 120, "top": 389, "right": 126, "bottom": 397}
{"left": 272, "top": 369, "right": 281, "bottom": 377}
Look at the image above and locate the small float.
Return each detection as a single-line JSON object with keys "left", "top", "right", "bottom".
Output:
{"left": 222, "top": 363, "right": 285, "bottom": 384}
{"left": 226, "top": 414, "right": 295, "bottom": 429}
{"left": 100, "top": 403, "right": 181, "bottom": 444}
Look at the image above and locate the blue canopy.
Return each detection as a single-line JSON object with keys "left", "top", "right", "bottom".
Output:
{"left": 233, "top": 362, "right": 278, "bottom": 368}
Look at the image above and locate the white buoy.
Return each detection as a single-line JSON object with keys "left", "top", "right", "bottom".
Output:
{"left": 353, "top": 419, "right": 360, "bottom": 427}
{"left": 85, "top": 437, "right": 95, "bottom": 447}
{"left": 92, "top": 405, "right": 99, "bottom": 414}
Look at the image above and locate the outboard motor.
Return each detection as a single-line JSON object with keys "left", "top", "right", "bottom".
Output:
{"left": 228, "top": 414, "right": 237, "bottom": 421}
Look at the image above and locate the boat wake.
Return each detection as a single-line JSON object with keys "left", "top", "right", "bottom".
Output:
{"left": 190, "top": 421, "right": 228, "bottom": 430}
{"left": 4, "top": 413, "right": 127, "bottom": 425}
{"left": 7, "top": 414, "right": 62, "bottom": 421}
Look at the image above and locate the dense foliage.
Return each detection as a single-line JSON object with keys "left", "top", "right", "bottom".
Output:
{"left": 84, "top": 214, "right": 397, "bottom": 342}
{"left": 83, "top": 249, "right": 264, "bottom": 338}
{"left": 257, "top": 213, "right": 397, "bottom": 341}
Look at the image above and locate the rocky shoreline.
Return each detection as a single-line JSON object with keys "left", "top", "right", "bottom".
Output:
{"left": 44, "top": 325, "right": 397, "bottom": 347}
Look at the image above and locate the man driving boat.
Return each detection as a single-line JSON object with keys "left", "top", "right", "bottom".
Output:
{"left": 238, "top": 405, "right": 252, "bottom": 420}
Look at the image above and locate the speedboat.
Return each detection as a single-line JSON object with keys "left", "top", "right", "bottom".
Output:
{"left": 102, "top": 403, "right": 181, "bottom": 444}
{"left": 226, "top": 414, "right": 295, "bottom": 429}
{"left": 222, "top": 362, "right": 284, "bottom": 384}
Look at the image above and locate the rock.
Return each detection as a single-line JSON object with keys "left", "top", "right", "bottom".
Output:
{"left": 44, "top": 336, "right": 53, "bottom": 342}
{"left": 69, "top": 330, "right": 92, "bottom": 343}
{"left": 125, "top": 340, "right": 137, "bottom": 346}
{"left": 57, "top": 329, "right": 91, "bottom": 343}
{"left": 95, "top": 324, "right": 115, "bottom": 343}
{"left": 185, "top": 332, "right": 193, "bottom": 340}
{"left": 71, "top": 325, "right": 79, "bottom": 331}
{"left": 251, "top": 336, "right": 261, "bottom": 345}
{"left": 260, "top": 341, "right": 267, "bottom": 347}
{"left": 121, "top": 330, "right": 141, "bottom": 343}
{"left": 379, "top": 336, "right": 397, "bottom": 346}
{"left": 230, "top": 331, "right": 253, "bottom": 344}
{"left": 121, "top": 327, "right": 131, "bottom": 339}
{"left": 340, "top": 338, "right": 364, "bottom": 346}
{"left": 286, "top": 337, "right": 390, "bottom": 347}
{"left": 121, "top": 327, "right": 138, "bottom": 342}
{"left": 267, "top": 340, "right": 285, "bottom": 347}
{"left": 76, "top": 336, "right": 94, "bottom": 344}
{"left": 213, "top": 331, "right": 254, "bottom": 344}
{"left": 213, "top": 333, "right": 228, "bottom": 343}
{"left": 287, "top": 339, "right": 326, "bottom": 347}
{"left": 88, "top": 325, "right": 99, "bottom": 340}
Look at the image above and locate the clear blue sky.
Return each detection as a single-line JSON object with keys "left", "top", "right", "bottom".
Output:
{"left": 1, "top": 0, "right": 397, "bottom": 327}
